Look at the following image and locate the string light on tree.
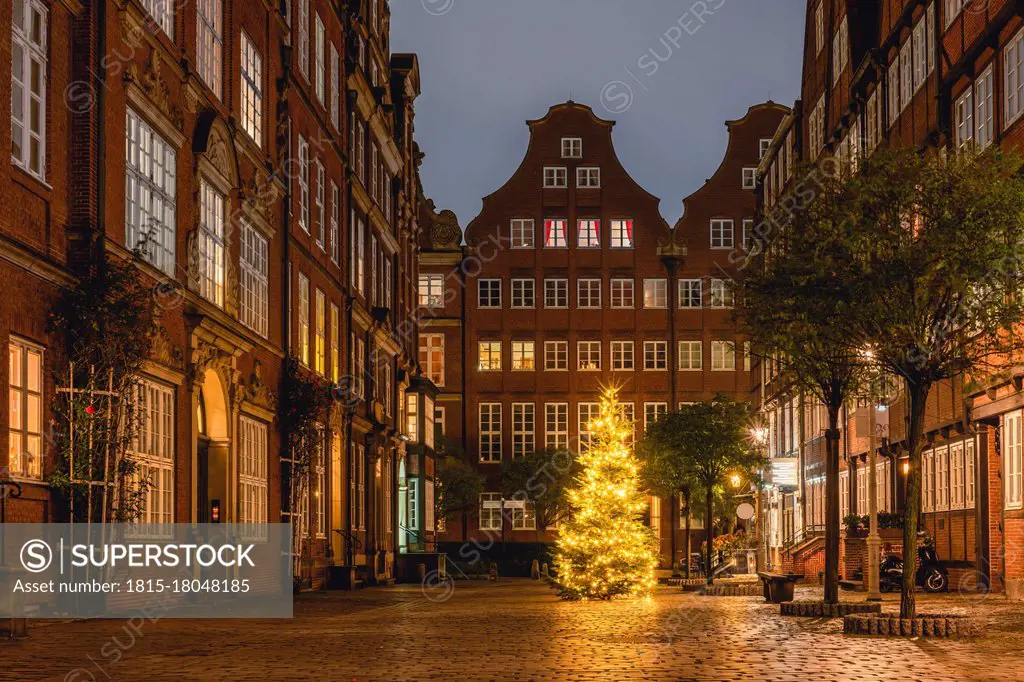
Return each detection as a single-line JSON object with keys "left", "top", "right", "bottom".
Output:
{"left": 553, "top": 386, "right": 659, "bottom": 600}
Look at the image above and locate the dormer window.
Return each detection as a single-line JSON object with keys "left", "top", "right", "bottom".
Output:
{"left": 543, "top": 167, "right": 567, "bottom": 188}
{"left": 561, "top": 137, "right": 582, "bottom": 158}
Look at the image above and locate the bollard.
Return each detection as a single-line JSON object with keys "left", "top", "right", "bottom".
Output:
{"left": 531, "top": 559, "right": 540, "bottom": 580}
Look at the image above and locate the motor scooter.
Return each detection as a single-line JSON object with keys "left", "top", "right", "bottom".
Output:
{"left": 879, "top": 538, "right": 948, "bottom": 593}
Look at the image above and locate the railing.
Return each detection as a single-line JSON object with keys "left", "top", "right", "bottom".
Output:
{"left": 783, "top": 524, "right": 826, "bottom": 552}
{"left": 333, "top": 529, "right": 363, "bottom": 566}
{"left": 398, "top": 524, "right": 436, "bottom": 553}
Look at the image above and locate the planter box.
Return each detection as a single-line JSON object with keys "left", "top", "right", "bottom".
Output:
{"left": 699, "top": 584, "right": 762, "bottom": 597}
{"left": 843, "top": 613, "right": 986, "bottom": 638}
{"left": 781, "top": 600, "right": 882, "bottom": 618}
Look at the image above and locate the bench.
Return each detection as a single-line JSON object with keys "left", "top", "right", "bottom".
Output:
{"left": 758, "top": 572, "right": 803, "bottom": 603}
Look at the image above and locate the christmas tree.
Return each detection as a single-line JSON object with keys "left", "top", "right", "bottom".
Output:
{"left": 553, "top": 387, "right": 659, "bottom": 600}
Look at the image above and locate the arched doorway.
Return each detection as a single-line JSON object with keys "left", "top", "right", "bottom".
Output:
{"left": 197, "top": 369, "right": 230, "bottom": 523}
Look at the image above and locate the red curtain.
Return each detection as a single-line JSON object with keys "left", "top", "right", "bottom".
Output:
{"left": 625, "top": 219, "right": 633, "bottom": 245}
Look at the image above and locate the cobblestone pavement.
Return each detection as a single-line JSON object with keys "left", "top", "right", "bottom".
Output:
{"left": 4, "top": 580, "right": 1024, "bottom": 681}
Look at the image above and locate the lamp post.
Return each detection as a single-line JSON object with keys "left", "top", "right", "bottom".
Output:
{"left": 862, "top": 350, "right": 889, "bottom": 602}
{"left": 750, "top": 426, "right": 768, "bottom": 573}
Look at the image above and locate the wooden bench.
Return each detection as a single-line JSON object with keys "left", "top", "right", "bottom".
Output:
{"left": 758, "top": 572, "right": 803, "bottom": 603}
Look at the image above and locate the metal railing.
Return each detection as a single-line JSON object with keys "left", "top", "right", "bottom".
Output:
{"left": 333, "top": 529, "right": 363, "bottom": 566}
{"left": 782, "top": 524, "right": 826, "bottom": 552}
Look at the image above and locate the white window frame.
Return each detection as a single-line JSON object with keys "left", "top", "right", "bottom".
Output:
{"left": 711, "top": 341, "right": 736, "bottom": 371}
{"left": 610, "top": 278, "right": 634, "bottom": 309}
{"left": 240, "top": 32, "right": 263, "bottom": 147}
{"left": 710, "top": 279, "right": 735, "bottom": 309}
{"left": 578, "top": 403, "right": 600, "bottom": 452}
{"left": 479, "top": 405, "right": 502, "bottom": 464}
{"left": 330, "top": 43, "right": 340, "bottom": 129}
{"left": 576, "top": 167, "right": 601, "bottom": 188}
{"left": 577, "top": 341, "right": 601, "bottom": 371}
{"left": 239, "top": 221, "right": 269, "bottom": 338}
{"left": 478, "top": 341, "right": 502, "bottom": 371}
{"left": 479, "top": 492, "right": 502, "bottom": 530}
{"left": 577, "top": 279, "right": 601, "bottom": 309}
{"left": 543, "top": 167, "right": 567, "bottom": 188}
{"left": 679, "top": 279, "right": 702, "bottom": 309}
{"left": 975, "top": 65, "right": 994, "bottom": 149}
{"left": 7, "top": 337, "right": 43, "bottom": 479}
{"left": 711, "top": 219, "right": 734, "bottom": 249}
{"left": 420, "top": 334, "right": 445, "bottom": 387}
{"left": 544, "top": 219, "right": 568, "bottom": 248}
{"left": 132, "top": 379, "right": 175, "bottom": 533}
{"left": 11, "top": 0, "right": 48, "bottom": 180}
{"left": 544, "top": 278, "right": 568, "bottom": 309}
{"left": 643, "top": 341, "right": 667, "bottom": 371}
{"left": 610, "top": 219, "right": 634, "bottom": 249}
{"left": 478, "top": 279, "right": 502, "bottom": 308}
{"left": 419, "top": 273, "right": 444, "bottom": 308}
{"left": 125, "top": 108, "right": 176, "bottom": 276}
{"left": 198, "top": 179, "right": 226, "bottom": 308}
{"left": 298, "top": 273, "right": 310, "bottom": 366}
{"left": 510, "top": 218, "right": 535, "bottom": 248}
{"left": 742, "top": 167, "right": 757, "bottom": 189}
{"left": 297, "top": 0, "right": 309, "bottom": 79}
{"left": 314, "top": 14, "right": 325, "bottom": 103}
{"left": 1005, "top": 410, "right": 1023, "bottom": 510}
{"left": 678, "top": 340, "right": 702, "bottom": 371}
{"left": 512, "top": 403, "right": 535, "bottom": 458}
{"left": 238, "top": 416, "right": 268, "bottom": 537}
{"left": 611, "top": 341, "right": 634, "bottom": 371}
{"left": 577, "top": 219, "right": 600, "bottom": 248}
{"left": 544, "top": 341, "right": 568, "bottom": 371}
{"left": 832, "top": 16, "right": 849, "bottom": 85}
{"left": 298, "top": 136, "right": 310, "bottom": 233}
{"left": 511, "top": 279, "right": 536, "bottom": 309}
{"left": 511, "top": 341, "right": 536, "bottom": 371}
{"left": 545, "top": 403, "right": 569, "bottom": 450}
{"left": 643, "top": 279, "right": 667, "bottom": 309}
{"left": 196, "top": 0, "right": 223, "bottom": 98}
{"left": 561, "top": 137, "right": 582, "bottom": 158}
{"left": 644, "top": 403, "right": 668, "bottom": 432}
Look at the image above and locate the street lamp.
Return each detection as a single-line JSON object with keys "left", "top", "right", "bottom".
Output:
{"left": 861, "top": 347, "right": 891, "bottom": 602}
{"left": 749, "top": 425, "right": 769, "bottom": 573}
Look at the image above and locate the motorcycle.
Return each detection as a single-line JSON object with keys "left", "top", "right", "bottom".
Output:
{"left": 879, "top": 540, "right": 948, "bottom": 593}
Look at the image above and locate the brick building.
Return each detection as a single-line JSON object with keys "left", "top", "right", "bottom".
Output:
{"left": 419, "top": 100, "right": 786, "bottom": 569}
{"left": 0, "top": 0, "right": 434, "bottom": 589}
{"left": 756, "top": 0, "right": 1024, "bottom": 595}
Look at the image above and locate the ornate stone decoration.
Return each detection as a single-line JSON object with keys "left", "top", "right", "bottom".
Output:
{"left": 188, "top": 340, "right": 231, "bottom": 391}
{"left": 124, "top": 48, "right": 184, "bottom": 131}
{"left": 245, "top": 359, "right": 277, "bottom": 411}
{"left": 424, "top": 199, "right": 462, "bottom": 249}
{"left": 149, "top": 325, "right": 184, "bottom": 371}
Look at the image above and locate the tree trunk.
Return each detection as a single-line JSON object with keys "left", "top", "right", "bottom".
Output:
{"left": 684, "top": 489, "right": 692, "bottom": 580}
{"left": 705, "top": 481, "right": 715, "bottom": 586}
{"left": 901, "top": 379, "right": 931, "bottom": 619}
{"left": 824, "top": 404, "right": 842, "bottom": 604}
{"left": 462, "top": 508, "right": 468, "bottom": 543}
{"left": 669, "top": 493, "right": 678, "bottom": 575}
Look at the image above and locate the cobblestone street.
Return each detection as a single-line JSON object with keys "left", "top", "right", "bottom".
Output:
{"left": 3, "top": 580, "right": 1024, "bottom": 681}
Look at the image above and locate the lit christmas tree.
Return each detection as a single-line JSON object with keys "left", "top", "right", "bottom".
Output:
{"left": 553, "top": 387, "right": 659, "bottom": 600}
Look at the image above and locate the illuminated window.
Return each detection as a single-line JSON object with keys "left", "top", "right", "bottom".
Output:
{"left": 577, "top": 341, "right": 601, "bottom": 371}
{"left": 544, "top": 219, "right": 568, "bottom": 248}
{"left": 196, "top": 0, "right": 223, "bottom": 98}
{"left": 125, "top": 108, "right": 176, "bottom": 275}
{"left": 610, "top": 219, "right": 634, "bottom": 248}
{"left": 710, "top": 279, "right": 735, "bottom": 308}
{"left": 479, "top": 492, "right": 502, "bottom": 529}
{"left": 419, "top": 334, "right": 445, "bottom": 387}
{"left": 678, "top": 341, "right": 702, "bottom": 370}
{"left": 238, "top": 416, "right": 268, "bottom": 537}
{"left": 298, "top": 273, "right": 310, "bottom": 366}
{"left": 577, "top": 219, "right": 600, "bottom": 248}
{"left": 314, "top": 289, "right": 326, "bottom": 375}
{"left": 132, "top": 379, "right": 175, "bottom": 532}
{"left": 419, "top": 273, "right": 444, "bottom": 307}
{"left": 7, "top": 338, "right": 43, "bottom": 479}
{"left": 711, "top": 341, "right": 735, "bottom": 371}
{"left": 240, "top": 31, "right": 263, "bottom": 145}
{"left": 511, "top": 341, "right": 536, "bottom": 371}
{"left": 578, "top": 403, "right": 600, "bottom": 452}
{"left": 198, "top": 180, "right": 226, "bottom": 307}
{"left": 478, "top": 342, "right": 502, "bottom": 371}
{"left": 643, "top": 279, "right": 667, "bottom": 308}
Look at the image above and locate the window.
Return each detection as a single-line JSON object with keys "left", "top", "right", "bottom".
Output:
{"left": 420, "top": 334, "right": 445, "bottom": 387}
{"left": 419, "top": 274, "right": 444, "bottom": 308}
{"left": 352, "top": 214, "right": 365, "bottom": 294}
{"left": 954, "top": 86, "right": 974, "bottom": 150}
{"left": 742, "top": 167, "right": 757, "bottom": 189}
{"left": 479, "top": 405, "right": 502, "bottom": 463}
{"left": 511, "top": 219, "right": 535, "bottom": 248}
{"left": 611, "top": 341, "right": 634, "bottom": 370}
{"left": 945, "top": 0, "right": 965, "bottom": 27}
{"left": 351, "top": 444, "right": 365, "bottom": 530}
{"left": 238, "top": 416, "right": 268, "bottom": 534}
{"left": 644, "top": 403, "right": 668, "bottom": 431}
{"left": 544, "top": 219, "right": 567, "bottom": 248}
{"left": 478, "top": 279, "right": 501, "bottom": 308}
{"left": 975, "top": 65, "right": 994, "bottom": 149}
{"left": 239, "top": 32, "right": 263, "bottom": 146}
{"left": 610, "top": 219, "right": 634, "bottom": 248}
{"left": 865, "top": 88, "right": 882, "bottom": 152}
{"left": 887, "top": 60, "right": 901, "bottom": 128}
{"left": 198, "top": 180, "right": 226, "bottom": 307}
{"left": 7, "top": 338, "right": 42, "bottom": 479}
{"left": 330, "top": 44, "right": 340, "bottom": 129}
{"left": 315, "top": 160, "right": 325, "bottom": 249}
{"left": 610, "top": 279, "right": 634, "bottom": 308}
{"left": 679, "top": 279, "right": 702, "bottom": 308}
{"left": 125, "top": 109, "right": 176, "bottom": 275}
{"left": 759, "top": 138, "right": 772, "bottom": 159}
{"left": 644, "top": 341, "right": 667, "bottom": 370}
{"left": 923, "top": 448, "right": 935, "bottom": 512}
{"left": 1005, "top": 410, "right": 1023, "bottom": 509}
{"left": 296, "top": 0, "right": 309, "bottom": 79}
{"left": 240, "top": 222, "right": 269, "bottom": 337}
{"left": 544, "top": 341, "right": 568, "bottom": 371}
{"left": 196, "top": 0, "right": 223, "bottom": 98}
{"left": 510, "top": 500, "right": 537, "bottom": 530}
{"left": 578, "top": 403, "right": 600, "bottom": 452}
{"left": 578, "top": 219, "right": 600, "bottom": 248}
{"left": 406, "top": 393, "right": 419, "bottom": 442}
{"left": 840, "top": 471, "right": 850, "bottom": 520}
{"left": 545, "top": 403, "right": 569, "bottom": 449}
{"left": 298, "top": 137, "right": 310, "bottom": 233}
{"left": 351, "top": 334, "right": 365, "bottom": 400}
{"left": 832, "top": 16, "right": 848, "bottom": 85}
{"left": 512, "top": 403, "right": 535, "bottom": 457}
{"left": 966, "top": 439, "right": 976, "bottom": 508}
{"left": 809, "top": 94, "right": 825, "bottom": 154}
{"left": 543, "top": 167, "right": 567, "bottom": 188}
{"left": 544, "top": 279, "right": 568, "bottom": 308}
{"left": 478, "top": 341, "right": 502, "bottom": 371}
{"left": 678, "top": 341, "right": 702, "bottom": 370}
{"left": 710, "top": 279, "right": 734, "bottom": 308}
{"left": 578, "top": 279, "right": 601, "bottom": 308}
{"left": 511, "top": 341, "right": 536, "bottom": 371}
{"left": 576, "top": 167, "right": 600, "bottom": 188}
{"left": 742, "top": 219, "right": 754, "bottom": 251}
{"left": 900, "top": 40, "right": 913, "bottom": 114}
{"left": 913, "top": 15, "right": 926, "bottom": 92}
{"left": 815, "top": 2, "right": 823, "bottom": 54}
{"left": 479, "top": 492, "right": 502, "bottom": 529}
{"left": 643, "top": 279, "right": 667, "bottom": 309}
{"left": 140, "top": 0, "right": 174, "bottom": 36}
{"left": 935, "top": 446, "right": 950, "bottom": 511}
{"left": 310, "top": 435, "right": 326, "bottom": 538}
{"left": 856, "top": 466, "right": 868, "bottom": 516}
{"left": 314, "top": 15, "right": 325, "bottom": 103}
{"left": 711, "top": 341, "right": 735, "bottom": 371}
{"left": 132, "top": 379, "right": 175, "bottom": 532}
{"left": 561, "top": 137, "right": 582, "bottom": 158}
{"left": 710, "top": 219, "right": 734, "bottom": 249}
{"left": 330, "top": 182, "right": 340, "bottom": 263}
{"left": 330, "top": 303, "right": 339, "bottom": 382}
{"left": 950, "top": 442, "right": 965, "bottom": 510}
{"left": 511, "top": 279, "right": 536, "bottom": 308}
{"left": 578, "top": 341, "right": 601, "bottom": 371}
{"left": 297, "top": 273, "right": 310, "bottom": 366}
{"left": 314, "top": 290, "right": 326, "bottom": 375}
